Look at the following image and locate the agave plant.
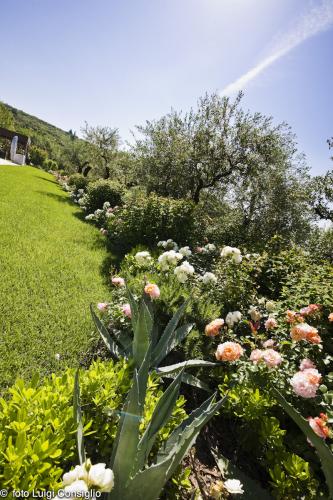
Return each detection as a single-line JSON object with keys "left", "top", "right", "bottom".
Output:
{"left": 91, "top": 288, "right": 217, "bottom": 390}
{"left": 73, "top": 292, "right": 226, "bottom": 499}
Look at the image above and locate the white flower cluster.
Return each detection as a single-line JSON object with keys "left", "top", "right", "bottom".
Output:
{"left": 225, "top": 311, "right": 242, "bottom": 328}
{"left": 204, "top": 243, "right": 216, "bottom": 252}
{"left": 158, "top": 250, "right": 183, "bottom": 270}
{"left": 174, "top": 261, "right": 195, "bottom": 283}
{"left": 201, "top": 272, "right": 217, "bottom": 285}
{"left": 135, "top": 251, "right": 152, "bottom": 266}
{"left": 220, "top": 246, "right": 242, "bottom": 264}
{"left": 179, "top": 246, "right": 192, "bottom": 257}
{"left": 157, "top": 239, "right": 178, "bottom": 251}
{"left": 55, "top": 460, "right": 114, "bottom": 498}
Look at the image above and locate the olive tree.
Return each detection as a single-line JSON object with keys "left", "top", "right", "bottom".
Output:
{"left": 81, "top": 122, "right": 120, "bottom": 179}
{"left": 133, "top": 92, "right": 305, "bottom": 204}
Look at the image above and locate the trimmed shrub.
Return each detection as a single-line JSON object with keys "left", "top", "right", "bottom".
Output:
{"left": 85, "top": 179, "right": 123, "bottom": 213}
{"left": 68, "top": 173, "right": 90, "bottom": 191}
{"left": 0, "top": 359, "right": 186, "bottom": 492}
{"left": 106, "top": 193, "right": 204, "bottom": 253}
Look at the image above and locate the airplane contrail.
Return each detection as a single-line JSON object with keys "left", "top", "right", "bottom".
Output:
{"left": 221, "top": 0, "right": 333, "bottom": 96}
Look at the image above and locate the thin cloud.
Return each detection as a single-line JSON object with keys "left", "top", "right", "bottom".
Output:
{"left": 221, "top": 0, "right": 333, "bottom": 96}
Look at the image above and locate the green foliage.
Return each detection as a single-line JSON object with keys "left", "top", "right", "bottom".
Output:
{"left": 106, "top": 193, "right": 203, "bottom": 253}
{"left": 0, "top": 102, "right": 15, "bottom": 129}
{"left": 218, "top": 380, "right": 321, "bottom": 499}
{"left": 29, "top": 144, "right": 48, "bottom": 167}
{"left": 0, "top": 358, "right": 186, "bottom": 492}
{"left": 68, "top": 173, "right": 90, "bottom": 191}
{"left": 43, "top": 158, "right": 58, "bottom": 170}
{"left": 0, "top": 166, "right": 110, "bottom": 389}
{"left": 280, "top": 260, "right": 333, "bottom": 310}
{"left": 85, "top": 179, "right": 123, "bottom": 213}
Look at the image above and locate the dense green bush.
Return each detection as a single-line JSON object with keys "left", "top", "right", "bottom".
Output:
{"left": 0, "top": 359, "right": 186, "bottom": 492}
{"left": 43, "top": 158, "right": 58, "bottom": 170}
{"left": 106, "top": 194, "right": 205, "bottom": 253}
{"left": 68, "top": 173, "right": 90, "bottom": 191}
{"left": 85, "top": 179, "right": 123, "bottom": 213}
{"left": 29, "top": 145, "right": 48, "bottom": 167}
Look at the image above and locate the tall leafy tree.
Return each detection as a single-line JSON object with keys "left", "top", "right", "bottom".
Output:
{"left": 133, "top": 93, "right": 305, "bottom": 204}
{"left": 81, "top": 122, "right": 120, "bottom": 179}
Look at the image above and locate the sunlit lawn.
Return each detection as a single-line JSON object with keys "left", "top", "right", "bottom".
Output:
{"left": 0, "top": 165, "right": 111, "bottom": 390}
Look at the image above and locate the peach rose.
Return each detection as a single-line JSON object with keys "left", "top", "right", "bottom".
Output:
{"left": 262, "top": 349, "right": 282, "bottom": 368}
{"left": 308, "top": 416, "right": 329, "bottom": 439}
{"left": 265, "top": 317, "right": 277, "bottom": 330}
{"left": 290, "top": 323, "right": 321, "bottom": 344}
{"left": 205, "top": 318, "right": 224, "bottom": 337}
{"left": 215, "top": 342, "right": 243, "bottom": 362}
{"left": 328, "top": 313, "right": 333, "bottom": 322}
{"left": 144, "top": 283, "right": 160, "bottom": 299}
{"left": 121, "top": 303, "right": 132, "bottom": 318}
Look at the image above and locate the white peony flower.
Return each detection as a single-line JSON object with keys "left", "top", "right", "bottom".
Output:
{"left": 205, "top": 243, "right": 216, "bottom": 252}
{"left": 63, "top": 465, "right": 86, "bottom": 485}
{"left": 224, "top": 478, "right": 244, "bottom": 495}
{"left": 89, "top": 463, "right": 115, "bottom": 492}
{"left": 179, "top": 246, "right": 192, "bottom": 257}
{"left": 135, "top": 251, "right": 152, "bottom": 266}
{"left": 220, "top": 246, "right": 242, "bottom": 264}
{"left": 103, "top": 201, "right": 111, "bottom": 210}
{"left": 225, "top": 311, "right": 242, "bottom": 328}
{"left": 94, "top": 209, "right": 103, "bottom": 216}
{"left": 201, "top": 272, "right": 217, "bottom": 285}
{"left": 158, "top": 250, "right": 183, "bottom": 270}
{"left": 174, "top": 261, "right": 195, "bottom": 283}
{"left": 85, "top": 214, "right": 95, "bottom": 221}
{"left": 266, "top": 300, "right": 275, "bottom": 312}
{"left": 64, "top": 480, "right": 89, "bottom": 493}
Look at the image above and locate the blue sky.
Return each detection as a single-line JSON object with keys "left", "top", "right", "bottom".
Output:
{"left": 1, "top": 0, "right": 332, "bottom": 174}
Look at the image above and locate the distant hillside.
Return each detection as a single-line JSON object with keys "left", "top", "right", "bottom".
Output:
{"left": 3, "top": 103, "right": 71, "bottom": 150}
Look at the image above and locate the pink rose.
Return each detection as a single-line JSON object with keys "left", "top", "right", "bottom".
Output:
{"left": 97, "top": 302, "right": 109, "bottom": 313}
{"left": 121, "top": 303, "right": 132, "bottom": 318}
{"left": 300, "top": 358, "right": 316, "bottom": 371}
{"left": 265, "top": 317, "right": 277, "bottom": 330}
{"left": 111, "top": 277, "right": 125, "bottom": 287}
{"left": 262, "top": 339, "right": 275, "bottom": 348}
{"left": 250, "top": 349, "right": 263, "bottom": 363}
{"left": 308, "top": 416, "right": 329, "bottom": 439}
{"left": 205, "top": 319, "right": 224, "bottom": 337}
{"left": 290, "top": 369, "right": 322, "bottom": 398}
{"left": 262, "top": 349, "right": 282, "bottom": 368}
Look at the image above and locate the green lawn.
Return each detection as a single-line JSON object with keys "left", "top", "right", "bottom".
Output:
{"left": 0, "top": 165, "right": 111, "bottom": 390}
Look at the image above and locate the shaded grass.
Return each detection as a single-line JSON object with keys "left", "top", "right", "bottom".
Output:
{"left": 0, "top": 166, "right": 112, "bottom": 390}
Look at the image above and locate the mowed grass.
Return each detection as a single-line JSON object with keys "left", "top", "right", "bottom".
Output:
{"left": 0, "top": 166, "right": 111, "bottom": 391}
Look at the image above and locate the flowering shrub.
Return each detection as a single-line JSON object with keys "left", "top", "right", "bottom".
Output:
{"left": 104, "top": 193, "right": 203, "bottom": 253}
{"left": 68, "top": 173, "right": 90, "bottom": 192}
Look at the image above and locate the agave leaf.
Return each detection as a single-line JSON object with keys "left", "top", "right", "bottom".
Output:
{"left": 151, "top": 323, "right": 194, "bottom": 366}
{"left": 133, "top": 300, "right": 153, "bottom": 367}
{"left": 271, "top": 387, "right": 333, "bottom": 499}
{"left": 111, "top": 346, "right": 151, "bottom": 497}
{"left": 156, "top": 360, "right": 218, "bottom": 374}
{"left": 151, "top": 300, "right": 189, "bottom": 361}
{"left": 126, "top": 286, "right": 139, "bottom": 331}
{"left": 90, "top": 304, "right": 125, "bottom": 358}
{"left": 211, "top": 448, "right": 273, "bottom": 500}
{"left": 122, "top": 395, "right": 226, "bottom": 500}
{"left": 157, "top": 392, "right": 217, "bottom": 461}
{"left": 161, "top": 371, "right": 211, "bottom": 392}
{"left": 73, "top": 370, "right": 85, "bottom": 465}
{"left": 134, "top": 370, "right": 184, "bottom": 472}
